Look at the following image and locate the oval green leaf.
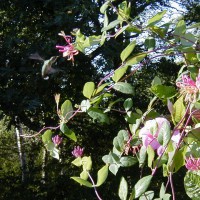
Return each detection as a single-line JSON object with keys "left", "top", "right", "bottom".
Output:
{"left": 83, "top": 82, "right": 95, "bottom": 99}
{"left": 113, "top": 82, "right": 134, "bottom": 94}
{"left": 96, "top": 165, "right": 108, "bottom": 187}
{"left": 120, "top": 40, "right": 136, "bottom": 62}
{"left": 118, "top": 177, "right": 128, "bottom": 200}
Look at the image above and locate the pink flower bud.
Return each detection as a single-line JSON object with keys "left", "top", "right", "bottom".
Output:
{"left": 52, "top": 135, "right": 62, "bottom": 146}
{"left": 185, "top": 156, "right": 200, "bottom": 171}
{"left": 72, "top": 146, "right": 84, "bottom": 158}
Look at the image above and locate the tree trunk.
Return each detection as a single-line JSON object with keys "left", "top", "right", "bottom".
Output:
{"left": 41, "top": 147, "right": 47, "bottom": 184}
{"left": 15, "top": 117, "right": 26, "bottom": 182}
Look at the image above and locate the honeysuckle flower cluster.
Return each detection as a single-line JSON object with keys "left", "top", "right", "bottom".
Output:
{"left": 185, "top": 156, "right": 200, "bottom": 171}
{"left": 56, "top": 31, "right": 79, "bottom": 63}
{"left": 176, "top": 70, "right": 200, "bottom": 102}
{"left": 72, "top": 146, "right": 84, "bottom": 158}
{"left": 139, "top": 117, "right": 170, "bottom": 156}
{"left": 139, "top": 118, "right": 181, "bottom": 157}
{"left": 52, "top": 135, "right": 63, "bottom": 146}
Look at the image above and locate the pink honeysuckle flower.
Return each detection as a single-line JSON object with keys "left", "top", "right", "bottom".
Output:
{"left": 56, "top": 31, "right": 79, "bottom": 62}
{"left": 52, "top": 135, "right": 63, "bottom": 146}
{"left": 185, "top": 156, "right": 200, "bottom": 171}
{"left": 139, "top": 118, "right": 170, "bottom": 155}
{"left": 72, "top": 146, "right": 84, "bottom": 158}
{"left": 176, "top": 73, "right": 199, "bottom": 102}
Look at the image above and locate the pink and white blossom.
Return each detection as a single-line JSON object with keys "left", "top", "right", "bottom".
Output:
{"left": 139, "top": 117, "right": 170, "bottom": 155}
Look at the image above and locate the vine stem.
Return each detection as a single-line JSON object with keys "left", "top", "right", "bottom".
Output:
{"left": 87, "top": 172, "right": 103, "bottom": 200}
{"left": 20, "top": 125, "right": 60, "bottom": 138}
{"left": 169, "top": 172, "right": 176, "bottom": 200}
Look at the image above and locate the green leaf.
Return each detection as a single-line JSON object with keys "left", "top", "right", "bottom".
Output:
{"left": 160, "top": 183, "right": 166, "bottom": 198}
{"left": 157, "top": 120, "right": 171, "bottom": 146}
{"left": 173, "top": 96, "right": 186, "bottom": 124}
{"left": 181, "top": 33, "right": 196, "bottom": 47}
{"left": 109, "top": 163, "right": 119, "bottom": 175}
{"left": 94, "top": 83, "right": 110, "bottom": 95}
{"left": 82, "top": 156, "right": 92, "bottom": 171}
{"left": 113, "top": 82, "right": 134, "bottom": 94}
{"left": 174, "top": 20, "right": 186, "bottom": 37}
{"left": 71, "top": 157, "right": 82, "bottom": 167}
{"left": 126, "top": 53, "right": 147, "bottom": 66}
{"left": 139, "top": 146, "right": 147, "bottom": 167}
{"left": 123, "top": 98, "right": 133, "bottom": 112}
{"left": 61, "top": 100, "right": 73, "bottom": 121}
{"left": 80, "top": 170, "right": 89, "bottom": 180}
{"left": 139, "top": 191, "right": 154, "bottom": 200}
{"left": 96, "top": 165, "right": 108, "bottom": 187}
{"left": 71, "top": 177, "right": 93, "bottom": 188}
{"left": 60, "top": 123, "right": 77, "bottom": 142}
{"left": 147, "top": 145, "right": 155, "bottom": 168}
{"left": 120, "top": 40, "right": 136, "bottom": 62}
{"left": 184, "top": 171, "right": 200, "bottom": 199}
{"left": 130, "top": 175, "right": 153, "bottom": 199}
{"left": 147, "top": 10, "right": 167, "bottom": 27}
{"left": 102, "top": 152, "right": 120, "bottom": 164}
{"left": 42, "top": 130, "right": 52, "bottom": 143}
{"left": 151, "top": 76, "right": 162, "bottom": 86}
{"left": 112, "top": 66, "right": 129, "bottom": 83}
{"left": 101, "top": 19, "right": 121, "bottom": 32}
{"left": 87, "top": 107, "right": 110, "bottom": 124}
{"left": 42, "top": 131, "right": 60, "bottom": 159}
{"left": 115, "top": 25, "right": 129, "bottom": 38}
{"left": 150, "top": 85, "right": 176, "bottom": 100}
{"left": 150, "top": 26, "right": 167, "bottom": 38}
{"left": 145, "top": 37, "right": 155, "bottom": 51}
{"left": 120, "top": 156, "right": 138, "bottom": 167}
{"left": 170, "top": 148, "right": 186, "bottom": 172}
{"left": 83, "top": 82, "right": 95, "bottom": 99}
{"left": 100, "top": 1, "right": 109, "bottom": 13}
{"left": 118, "top": 177, "right": 128, "bottom": 200}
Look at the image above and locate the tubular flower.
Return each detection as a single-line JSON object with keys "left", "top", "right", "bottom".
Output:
{"left": 52, "top": 135, "right": 63, "bottom": 146}
{"left": 185, "top": 156, "right": 200, "bottom": 171}
{"left": 56, "top": 31, "right": 79, "bottom": 63}
{"left": 176, "top": 70, "right": 200, "bottom": 102}
{"left": 72, "top": 146, "right": 84, "bottom": 158}
{"left": 139, "top": 117, "right": 170, "bottom": 156}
